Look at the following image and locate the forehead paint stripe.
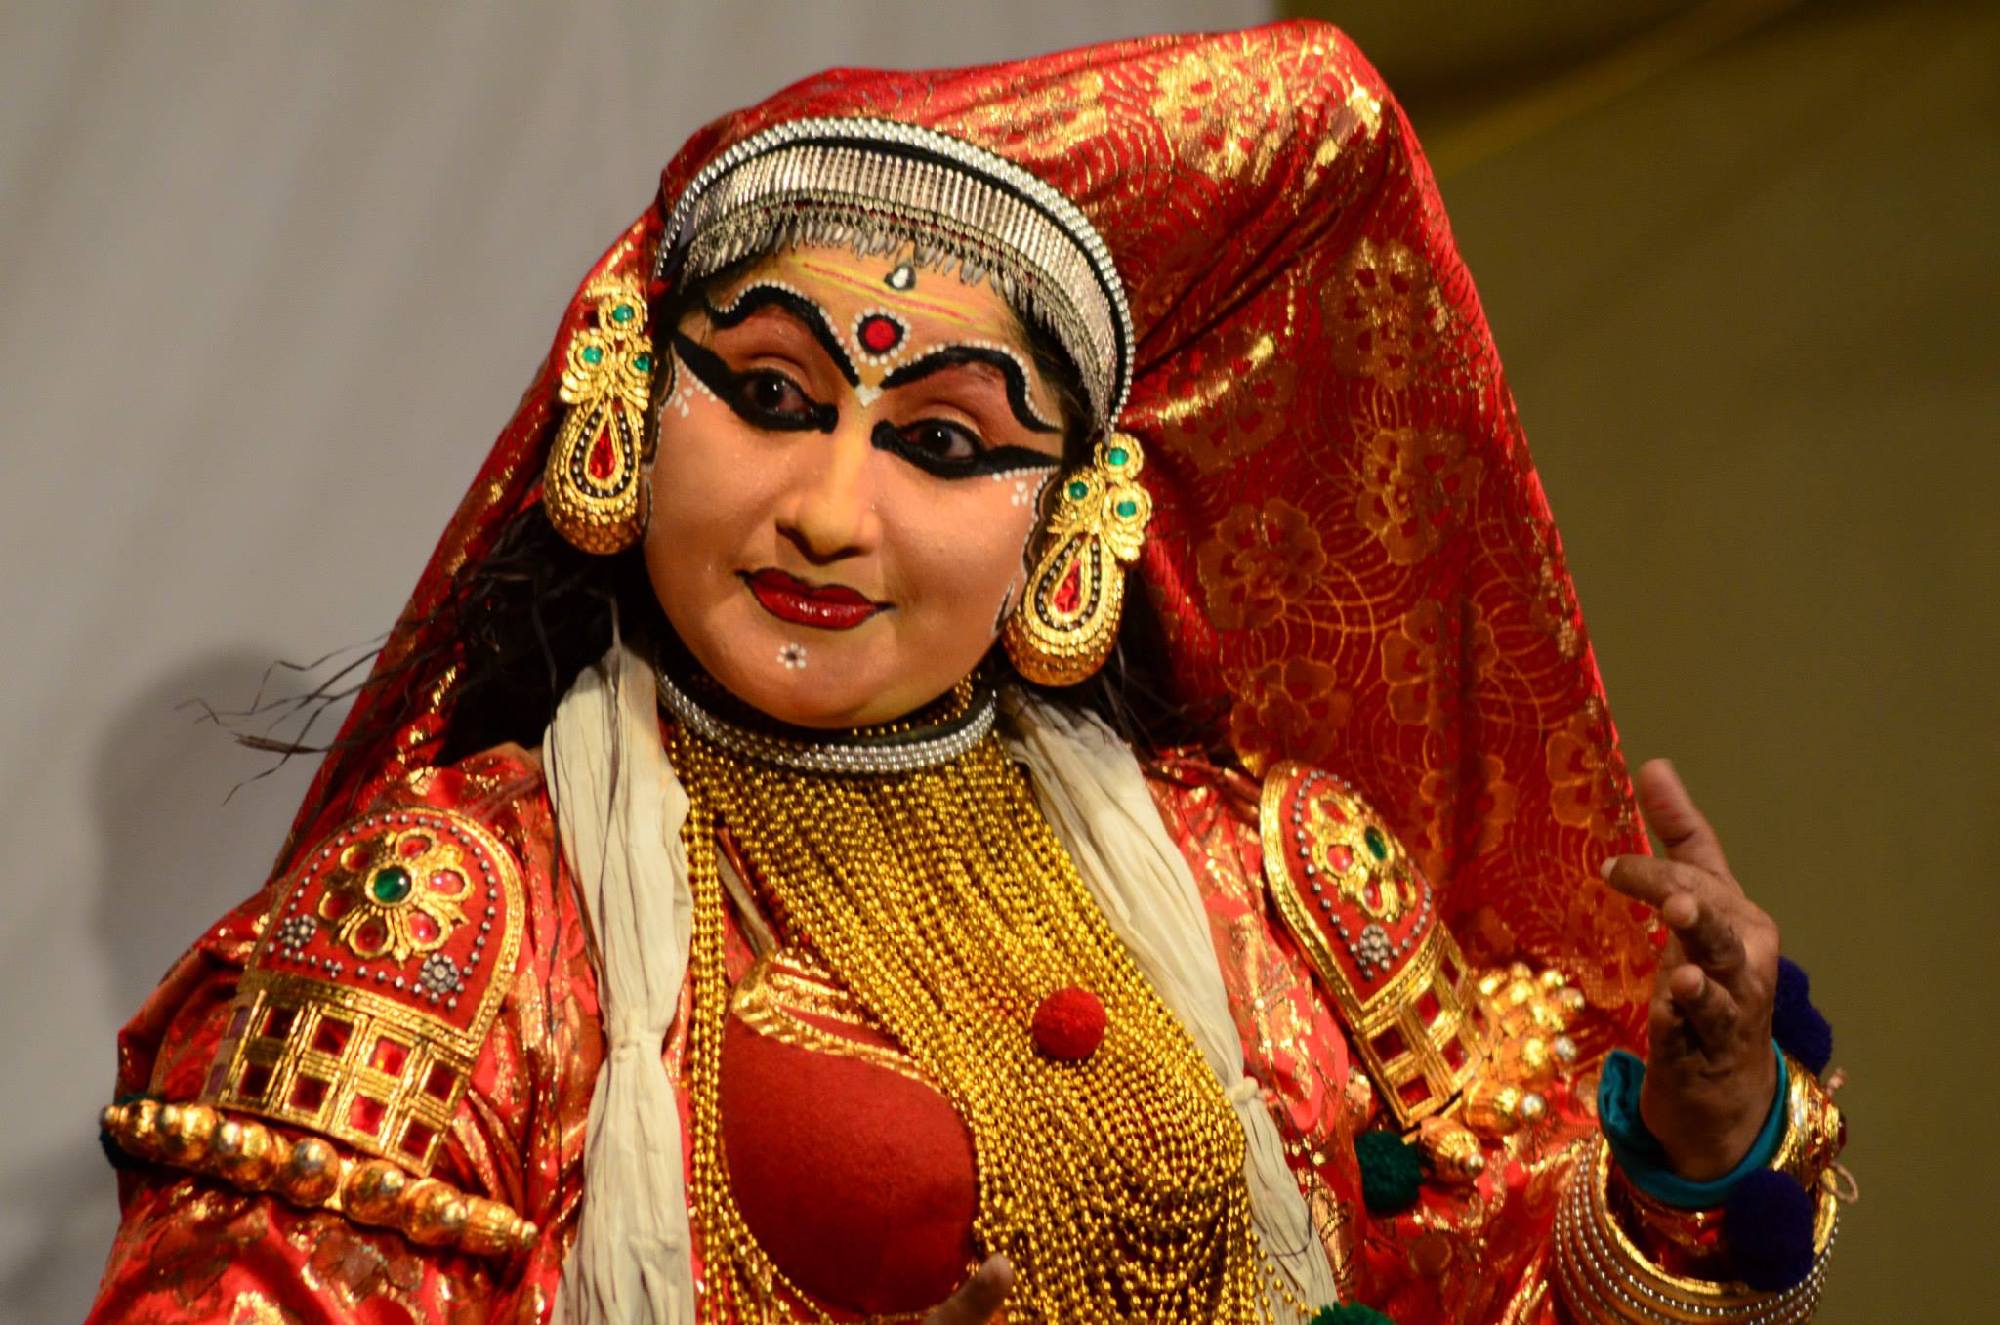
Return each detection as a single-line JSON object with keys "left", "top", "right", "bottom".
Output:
{"left": 880, "top": 345, "right": 1062, "bottom": 435}
{"left": 791, "top": 256, "right": 988, "bottom": 331}
{"left": 705, "top": 282, "right": 860, "bottom": 386}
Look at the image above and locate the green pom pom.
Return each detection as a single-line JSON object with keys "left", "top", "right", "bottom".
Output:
{"left": 1355, "top": 1130, "right": 1423, "bottom": 1216}
{"left": 1310, "top": 1303, "right": 1397, "bottom": 1325}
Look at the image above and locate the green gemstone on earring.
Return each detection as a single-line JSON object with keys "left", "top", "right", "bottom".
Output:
{"left": 1107, "top": 446, "right": 1129, "bottom": 467}
{"left": 634, "top": 353, "right": 653, "bottom": 373}
{"left": 369, "top": 866, "right": 413, "bottom": 905}
{"left": 581, "top": 346, "right": 604, "bottom": 365}
{"left": 1067, "top": 480, "right": 1089, "bottom": 501}
{"left": 1364, "top": 825, "right": 1389, "bottom": 862}
{"left": 1115, "top": 499, "right": 1138, "bottom": 518}
{"left": 611, "top": 304, "right": 634, "bottom": 324}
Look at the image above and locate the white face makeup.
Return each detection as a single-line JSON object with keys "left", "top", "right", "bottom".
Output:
{"left": 643, "top": 245, "right": 1073, "bottom": 728}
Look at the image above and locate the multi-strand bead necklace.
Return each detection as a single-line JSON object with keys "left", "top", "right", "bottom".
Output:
{"left": 663, "top": 679, "right": 1276, "bottom": 1323}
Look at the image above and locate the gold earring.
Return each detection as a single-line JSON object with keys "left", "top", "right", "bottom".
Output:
{"left": 543, "top": 271, "right": 664, "bottom": 554}
{"left": 1005, "top": 434, "right": 1152, "bottom": 686}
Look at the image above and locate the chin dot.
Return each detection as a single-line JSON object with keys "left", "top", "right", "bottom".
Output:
{"left": 777, "top": 642, "right": 808, "bottom": 670}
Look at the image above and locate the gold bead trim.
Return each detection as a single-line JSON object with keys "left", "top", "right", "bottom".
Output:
{"left": 102, "top": 1098, "right": 537, "bottom": 1260}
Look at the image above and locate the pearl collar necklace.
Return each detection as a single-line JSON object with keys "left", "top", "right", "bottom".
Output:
{"left": 653, "top": 664, "right": 995, "bottom": 776}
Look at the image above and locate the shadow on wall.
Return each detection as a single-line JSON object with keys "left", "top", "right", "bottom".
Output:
{"left": 92, "top": 649, "right": 339, "bottom": 1019}
{"left": 4, "top": 650, "right": 333, "bottom": 1321}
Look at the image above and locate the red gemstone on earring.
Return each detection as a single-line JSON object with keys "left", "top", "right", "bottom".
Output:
{"left": 1052, "top": 557, "right": 1083, "bottom": 614}
{"left": 858, "top": 314, "right": 903, "bottom": 355}
{"left": 586, "top": 428, "right": 616, "bottom": 480}
{"left": 1032, "top": 987, "right": 1105, "bottom": 1061}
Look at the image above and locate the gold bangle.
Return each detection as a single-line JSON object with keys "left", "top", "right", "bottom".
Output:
{"left": 1554, "top": 1135, "right": 1837, "bottom": 1325}
{"left": 102, "top": 1098, "right": 536, "bottom": 1259}
{"left": 1771, "top": 1054, "right": 1847, "bottom": 1192}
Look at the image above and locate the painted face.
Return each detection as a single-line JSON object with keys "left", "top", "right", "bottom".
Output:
{"left": 645, "top": 245, "right": 1070, "bottom": 728}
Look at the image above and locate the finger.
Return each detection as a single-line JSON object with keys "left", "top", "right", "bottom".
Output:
{"left": 925, "top": 1256, "right": 1014, "bottom": 1325}
{"left": 1601, "top": 854, "right": 1712, "bottom": 910}
{"left": 1634, "top": 759, "right": 1732, "bottom": 879}
{"left": 1663, "top": 889, "right": 1747, "bottom": 981}
{"left": 1666, "top": 962, "right": 1741, "bottom": 1048}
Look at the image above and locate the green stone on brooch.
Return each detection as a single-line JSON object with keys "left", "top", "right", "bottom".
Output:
{"left": 610, "top": 304, "right": 634, "bottom": 324}
{"left": 581, "top": 345, "right": 604, "bottom": 365}
{"left": 633, "top": 352, "right": 653, "bottom": 373}
{"left": 1107, "top": 445, "right": 1130, "bottom": 467}
{"left": 1364, "top": 825, "right": 1389, "bottom": 862}
{"left": 369, "top": 866, "right": 413, "bottom": 905}
{"left": 1115, "top": 499, "right": 1139, "bottom": 518}
{"left": 1067, "top": 480, "right": 1089, "bottom": 501}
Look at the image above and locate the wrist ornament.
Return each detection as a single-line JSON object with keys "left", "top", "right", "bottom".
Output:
{"left": 1558, "top": 1055, "right": 1847, "bottom": 1322}
{"left": 1557, "top": 1128, "right": 1837, "bottom": 1324}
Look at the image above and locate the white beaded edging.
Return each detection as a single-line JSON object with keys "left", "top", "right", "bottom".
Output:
{"left": 655, "top": 665, "right": 996, "bottom": 776}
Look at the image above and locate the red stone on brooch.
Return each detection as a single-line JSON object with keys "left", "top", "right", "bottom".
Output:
{"left": 1031, "top": 987, "right": 1105, "bottom": 1061}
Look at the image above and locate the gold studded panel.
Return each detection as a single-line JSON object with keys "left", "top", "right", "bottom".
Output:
{"left": 199, "top": 804, "right": 524, "bottom": 1175}
{"left": 1260, "top": 762, "right": 1482, "bottom": 1129}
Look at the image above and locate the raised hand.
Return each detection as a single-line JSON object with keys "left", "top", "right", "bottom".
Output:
{"left": 1602, "top": 760, "right": 1780, "bottom": 1180}
{"left": 924, "top": 1256, "right": 1014, "bottom": 1325}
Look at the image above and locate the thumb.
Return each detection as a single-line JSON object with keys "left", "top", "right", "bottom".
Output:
{"left": 1634, "top": 758, "right": 1730, "bottom": 878}
{"left": 925, "top": 1255, "right": 1014, "bottom": 1325}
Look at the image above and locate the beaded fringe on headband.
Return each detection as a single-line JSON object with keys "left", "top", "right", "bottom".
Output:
{"left": 657, "top": 118, "right": 1135, "bottom": 430}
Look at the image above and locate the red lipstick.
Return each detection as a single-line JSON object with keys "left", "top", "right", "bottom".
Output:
{"left": 744, "top": 569, "right": 885, "bottom": 630}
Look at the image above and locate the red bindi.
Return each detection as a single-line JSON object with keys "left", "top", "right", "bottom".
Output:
{"left": 856, "top": 312, "right": 905, "bottom": 356}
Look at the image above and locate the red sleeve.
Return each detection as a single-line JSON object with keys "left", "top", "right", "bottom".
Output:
{"left": 86, "top": 748, "right": 602, "bottom": 1324}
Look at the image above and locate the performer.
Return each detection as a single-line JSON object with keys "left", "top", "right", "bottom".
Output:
{"left": 88, "top": 22, "right": 1846, "bottom": 1325}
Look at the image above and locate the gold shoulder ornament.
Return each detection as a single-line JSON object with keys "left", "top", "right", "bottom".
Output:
{"left": 100, "top": 802, "right": 536, "bottom": 1259}
{"left": 1258, "top": 763, "right": 1586, "bottom": 1146}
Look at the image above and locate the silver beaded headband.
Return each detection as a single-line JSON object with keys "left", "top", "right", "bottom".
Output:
{"left": 654, "top": 663, "right": 997, "bottom": 776}
{"left": 656, "top": 117, "right": 1134, "bottom": 430}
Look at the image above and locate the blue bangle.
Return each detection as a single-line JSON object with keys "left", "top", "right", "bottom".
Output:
{"left": 1597, "top": 1040, "right": 1788, "bottom": 1208}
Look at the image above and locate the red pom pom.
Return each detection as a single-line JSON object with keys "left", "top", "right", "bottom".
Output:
{"left": 1032, "top": 987, "right": 1105, "bottom": 1061}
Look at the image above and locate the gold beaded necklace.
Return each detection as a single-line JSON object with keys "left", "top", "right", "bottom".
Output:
{"left": 667, "top": 711, "right": 1275, "bottom": 1323}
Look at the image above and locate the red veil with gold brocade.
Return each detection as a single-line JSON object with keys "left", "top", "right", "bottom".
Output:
{"left": 281, "top": 19, "right": 1655, "bottom": 1036}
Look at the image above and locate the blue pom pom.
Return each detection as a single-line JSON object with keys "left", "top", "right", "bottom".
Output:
{"left": 1771, "top": 956, "right": 1833, "bottom": 1074}
{"left": 1724, "top": 1169, "right": 1816, "bottom": 1292}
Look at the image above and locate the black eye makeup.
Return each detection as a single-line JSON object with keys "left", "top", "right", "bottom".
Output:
{"left": 674, "top": 294, "right": 1065, "bottom": 481}
{"left": 703, "top": 285, "right": 860, "bottom": 386}
{"left": 672, "top": 331, "right": 837, "bottom": 434}
{"left": 871, "top": 419, "right": 1059, "bottom": 480}
{"left": 879, "top": 346, "right": 1063, "bottom": 435}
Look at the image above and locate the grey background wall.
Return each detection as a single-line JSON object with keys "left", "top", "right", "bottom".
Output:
{"left": 4, "top": 1, "right": 1989, "bottom": 1320}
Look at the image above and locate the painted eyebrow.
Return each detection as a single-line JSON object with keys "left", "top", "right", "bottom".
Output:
{"left": 702, "top": 284, "right": 859, "bottom": 386}
{"left": 878, "top": 346, "right": 1063, "bottom": 435}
